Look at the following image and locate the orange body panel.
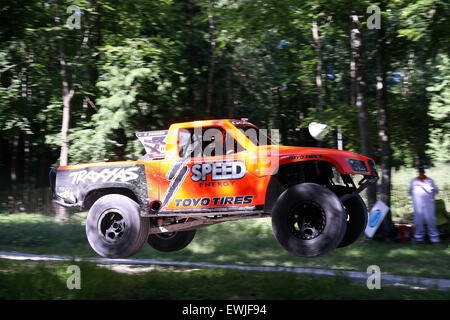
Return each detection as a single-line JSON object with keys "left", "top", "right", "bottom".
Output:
{"left": 58, "top": 119, "right": 377, "bottom": 212}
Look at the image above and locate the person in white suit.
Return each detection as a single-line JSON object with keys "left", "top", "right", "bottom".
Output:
{"left": 409, "top": 165, "right": 440, "bottom": 243}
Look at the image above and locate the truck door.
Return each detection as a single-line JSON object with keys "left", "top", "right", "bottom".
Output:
{"left": 159, "top": 125, "right": 262, "bottom": 211}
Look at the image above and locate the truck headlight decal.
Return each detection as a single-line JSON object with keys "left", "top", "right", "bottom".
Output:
{"left": 368, "top": 160, "right": 378, "bottom": 175}
{"left": 346, "top": 159, "right": 369, "bottom": 174}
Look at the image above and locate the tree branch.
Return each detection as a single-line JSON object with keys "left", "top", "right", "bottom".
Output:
{"left": 0, "top": 63, "right": 21, "bottom": 74}
{"left": 84, "top": 95, "right": 98, "bottom": 112}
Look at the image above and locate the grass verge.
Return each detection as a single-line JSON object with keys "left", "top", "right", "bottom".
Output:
{"left": 0, "top": 259, "right": 449, "bottom": 300}
{"left": 0, "top": 213, "right": 449, "bottom": 279}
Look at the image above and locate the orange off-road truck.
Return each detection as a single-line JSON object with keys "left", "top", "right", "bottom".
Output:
{"left": 50, "top": 119, "right": 378, "bottom": 259}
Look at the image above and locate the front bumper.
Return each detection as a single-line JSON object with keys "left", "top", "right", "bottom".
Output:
{"left": 356, "top": 176, "right": 378, "bottom": 193}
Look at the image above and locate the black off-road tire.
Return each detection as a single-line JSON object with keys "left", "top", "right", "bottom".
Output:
{"left": 330, "top": 185, "right": 368, "bottom": 248}
{"left": 147, "top": 230, "right": 196, "bottom": 252}
{"left": 86, "top": 194, "right": 150, "bottom": 258}
{"left": 271, "top": 183, "right": 347, "bottom": 258}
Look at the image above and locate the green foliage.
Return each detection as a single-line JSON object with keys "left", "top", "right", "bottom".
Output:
{"left": 70, "top": 38, "right": 187, "bottom": 162}
{"left": 0, "top": 0, "right": 449, "bottom": 183}
{"left": 426, "top": 54, "right": 450, "bottom": 163}
{"left": 397, "top": 0, "right": 450, "bottom": 52}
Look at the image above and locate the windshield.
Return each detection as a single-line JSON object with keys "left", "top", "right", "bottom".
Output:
{"left": 235, "top": 125, "right": 277, "bottom": 146}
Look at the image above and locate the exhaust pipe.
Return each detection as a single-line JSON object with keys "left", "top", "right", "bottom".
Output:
{"left": 149, "top": 200, "right": 162, "bottom": 213}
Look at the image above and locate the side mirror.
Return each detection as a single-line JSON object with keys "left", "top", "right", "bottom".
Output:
{"left": 308, "top": 122, "right": 328, "bottom": 141}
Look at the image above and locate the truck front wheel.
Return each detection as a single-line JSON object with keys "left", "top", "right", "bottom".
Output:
{"left": 271, "top": 183, "right": 347, "bottom": 258}
{"left": 86, "top": 194, "right": 150, "bottom": 258}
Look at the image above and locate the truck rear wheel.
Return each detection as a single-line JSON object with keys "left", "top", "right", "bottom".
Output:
{"left": 330, "top": 186, "right": 368, "bottom": 248}
{"left": 271, "top": 183, "right": 347, "bottom": 258}
{"left": 147, "top": 230, "right": 196, "bottom": 252}
{"left": 86, "top": 194, "right": 150, "bottom": 258}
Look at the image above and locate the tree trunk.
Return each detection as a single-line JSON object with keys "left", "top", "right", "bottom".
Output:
{"left": 58, "top": 36, "right": 72, "bottom": 167}
{"left": 9, "top": 135, "right": 19, "bottom": 212}
{"left": 56, "top": 2, "right": 84, "bottom": 167}
{"left": 10, "top": 135, "right": 19, "bottom": 188}
{"left": 403, "top": 51, "right": 415, "bottom": 97}
{"left": 55, "top": 4, "right": 70, "bottom": 167}
{"left": 55, "top": 3, "right": 71, "bottom": 221}
{"left": 205, "top": 3, "right": 216, "bottom": 118}
{"left": 24, "top": 50, "right": 33, "bottom": 206}
{"left": 94, "top": 0, "right": 102, "bottom": 47}
{"left": 350, "top": 8, "right": 377, "bottom": 208}
{"left": 376, "top": 5, "right": 394, "bottom": 234}
{"left": 39, "top": 106, "right": 49, "bottom": 188}
{"left": 312, "top": 20, "right": 324, "bottom": 111}
{"left": 226, "top": 70, "right": 233, "bottom": 118}
{"left": 350, "top": 35, "right": 356, "bottom": 107}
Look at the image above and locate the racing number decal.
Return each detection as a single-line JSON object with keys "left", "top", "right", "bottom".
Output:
{"left": 161, "top": 160, "right": 251, "bottom": 209}
{"left": 161, "top": 158, "right": 191, "bottom": 207}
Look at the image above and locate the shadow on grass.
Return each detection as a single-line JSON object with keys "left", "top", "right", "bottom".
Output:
{"left": 0, "top": 213, "right": 93, "bottom": 256}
